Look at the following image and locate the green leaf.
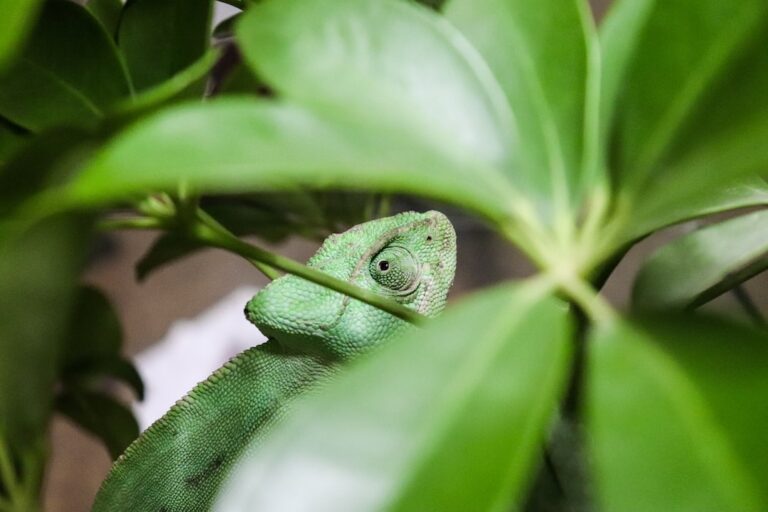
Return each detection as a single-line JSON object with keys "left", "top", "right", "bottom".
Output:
{"left": 56, "top": 390, "right": 139, "bottom": 459}
{"left": 135, "top": 233, "right": 204, "bottom": 282}
{"left": 118, "top": 0, "right": 213, "bottom": 91}
{"left": 110, "top": 49, "right": 218, "bottom": 120}
{"left": 0, "top": 215, "right": 90, "bottom": 452}
{"left": 216, "top": 282, "right": 572, "bottom": 511}
{"left": 0, "top": 0, "right": 132, "bottom": 131}
{"left": 0, "top": 128, "right": 95, "bottom": 217}
{"left": 608, "top": 0, "right": 768, "bottom": 185}
{"left": 632, "top": 209, "right": 768, "bottom": 310}
{"left": 87, "top": 0, "right": 123, "bottom": 38}
{"left": 626, "top": 176, "right": 768, "bottom": 241}
{"left": 628, "top": 28, "right": 768, "bottom": 238}
{"left": 65, "top": 98, "right": 517, "bottom": 226}
{"left": 59, "top": 286, "right": 144, "bottom": 399}
{"left": 588, "top": 317, "right": 768, "bottom": 512}
{"left": 446, "top": 0, "right": 598, "bottom": 212}
{"left": 0, "top": 118, "right": 25, "bottom": 163}
{"left": 235, "top": 0, "right": 523, "bottom": 213}
{"left": 0, "top": 0, "right": 42, "bottom": 72}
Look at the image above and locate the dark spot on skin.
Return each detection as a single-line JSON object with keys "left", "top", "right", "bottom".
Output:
{"left": 160, "top": 507, "right": 169, "bottom": 512}
{"left": 184, "top": 454, "right": 226, "bottom": 489}
{"left": 427, "top": 236, "right": 432, "bottom": 241}
{"left": 378, "top": 260, "right": 389, "bottom": 271}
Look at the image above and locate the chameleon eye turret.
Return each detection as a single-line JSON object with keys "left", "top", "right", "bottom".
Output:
{"left": 369, "top": 245, "right": 420, "bottom": 294}
{"left": 94, "top": 211, "right": 456, "bottom": 511}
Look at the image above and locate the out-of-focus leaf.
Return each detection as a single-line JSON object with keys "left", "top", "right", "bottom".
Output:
{"left": 626, "top": 177, "right": 768, "bottom": 241}
{"left": 632, "top": 209, "right": 768, "bottom": 310}
{"left": 0, "top": 214, "right": 90, "bottom": 453}
{"left": 0, "top": 118, "right": 25, "bottom": 162}
{"left": 0, "top": 0, "right": 42, "bottom": 72}
{"left": 56, "top": 390, "right": 140, "bottom": 459}
{"left": 0, "top": 0, "right": 132, "bottom": 131}
{"left": 588, "top": 317, "right": 768, "bottom": 512}
{"left": 118, "top": 0, "right": 213, "bottom": 91}
{"left": 610, "top": 0, "right": 768, "bottom": 181}
{"left": 446, "top": 0, "right": 598, "bottom": 212}
{"left": 135, "top": 233, "right": 204, "bottom": 282}
{"left": 87, "top": 0, "right": 123, "bottom": 38}
{"left": 110, "top": 49, "right": 218, "bottom": 121}
{"left": 65, "top": 98, "right": 517, "bottom": 226}
{"left": 0, "top": 128, "right": 95, "bottom": 216}
{"left": 216, "top": 282, "right": 572, "bottom": 511}
{"left": 627, "top": 25, "right": 768, "bottom": 237}
{"left": 234, "top": 0, "right": 522, "bottom": 214}
{"left": 59, "top": 286, "right": 144, "bottom": 399}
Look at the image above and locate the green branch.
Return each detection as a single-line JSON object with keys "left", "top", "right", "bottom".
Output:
{"left": 99, "top": 210, "right": 426, "bottom": 324}
{"left": 192, "top": 209, "right": 426, "bottom": 324}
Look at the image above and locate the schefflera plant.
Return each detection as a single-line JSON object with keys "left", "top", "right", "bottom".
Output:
{"left": 23, "top": 0, "right": 768, "bottom": 509}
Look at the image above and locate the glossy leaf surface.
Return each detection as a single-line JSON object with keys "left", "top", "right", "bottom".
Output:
{"left": 217, "top": 282, "right": 571, "bottom": 511}
{"left": 588, "top": 318, "right": 768, "bottom": 512}
{"left": 446, "top": 0, "right": 597, "bottom": 209}
{"left": 235, "top": 0, "right": 521, "bottom": 208}
{"left": 632, "top": 209, "right": 768, "bottom": 310}
{"left": 67, "top": 99, "right": 516, "bottom": 224}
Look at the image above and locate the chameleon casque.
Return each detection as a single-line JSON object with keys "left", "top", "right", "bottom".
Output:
{"left": 93, "top": 210, "right": 457, "bottom": 511}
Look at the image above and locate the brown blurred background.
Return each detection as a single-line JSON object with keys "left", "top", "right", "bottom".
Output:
{"left": 42, "top": 0, "right": 768, "bottom": 509}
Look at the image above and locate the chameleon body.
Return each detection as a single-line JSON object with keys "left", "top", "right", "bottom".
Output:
{"left": 92, "top": 210, "right": 457, "bottom": 511}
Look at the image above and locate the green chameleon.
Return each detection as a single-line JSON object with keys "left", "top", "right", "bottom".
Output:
{"left": 93, "top": 210, "right": 457, "bottom": 511}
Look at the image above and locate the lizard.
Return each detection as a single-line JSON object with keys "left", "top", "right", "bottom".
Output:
{"left": 92, "top": 210, "right": 457, "bottom": 511}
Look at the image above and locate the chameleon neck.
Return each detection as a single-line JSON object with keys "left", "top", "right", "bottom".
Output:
{"left": 92, "top": 340, "right": 333, "bottom": 511}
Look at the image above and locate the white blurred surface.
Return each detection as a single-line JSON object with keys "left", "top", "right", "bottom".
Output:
{"left": 133, "top": 286, "right": 266, "bottom": 429}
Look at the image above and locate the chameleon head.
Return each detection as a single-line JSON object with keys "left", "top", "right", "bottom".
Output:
{"left": 245, "top": 210, "right": 457, "bottom": 360}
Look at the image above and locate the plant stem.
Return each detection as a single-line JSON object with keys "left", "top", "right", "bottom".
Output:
{"left": 195, "top": 210, "right": 281, "bottom": 281}
{"left": 193, "top": 209, "right": 426, "bottom": 324}
{"left": 98, "top": 216, "right": 163, "bottom": 231}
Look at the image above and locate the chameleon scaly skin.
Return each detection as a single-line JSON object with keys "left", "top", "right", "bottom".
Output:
{"left": 92, "top": 210, "right": 456, "bottom": 511}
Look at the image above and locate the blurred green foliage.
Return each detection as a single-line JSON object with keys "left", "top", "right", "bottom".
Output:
{"left": 0, "top": 0, "right": 766, "bottom": 510}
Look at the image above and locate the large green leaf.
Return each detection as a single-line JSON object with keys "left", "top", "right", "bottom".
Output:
{"left": 0, "top": 215, "right": 90, "bottom": 456}
{"left": 216, "top": 282, "right": 572, "bottom": 511}
{"left": 235, "top": 0, "right": 523, "bottom": 211}
{"left": 627, "top": 24, "right": 768, "bottom": 237}
{"left": 118, "top": 0, "right": 213, "bottom": 91}
{"left": 0, "top": 0, "right": 132, "bottom": 131}
{"left": 588, "top": 317, "right": 768, "bottom": 512}
{"left": 0, "top": 0, "right": 42, "bottom": 72}
{"left": 446, "top": 0, "right": 598, "bottom": 213}
{"left": 610, "top": 0, "right": 768, "bottom": 182}
{"left": 632, "top": 209, "right": 768, "bottom": 310}
{"left": 65, "top": 98, "right": 517, "bottom": 225}
{"left": 626, "top": 176, "right": 768, "bottom": 241}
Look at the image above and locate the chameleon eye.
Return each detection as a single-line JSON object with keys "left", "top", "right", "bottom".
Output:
{"left": 369, "top": 246, "right": 420, "bottom": 293}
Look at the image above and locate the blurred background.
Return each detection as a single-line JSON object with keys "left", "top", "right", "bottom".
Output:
{"left": 43, "top": 0, "right": 767, "bottom": 510}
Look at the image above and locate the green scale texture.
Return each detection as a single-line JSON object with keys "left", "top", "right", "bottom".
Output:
{"left": 93, "top": 210, "right": 457, "bottom": 511}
